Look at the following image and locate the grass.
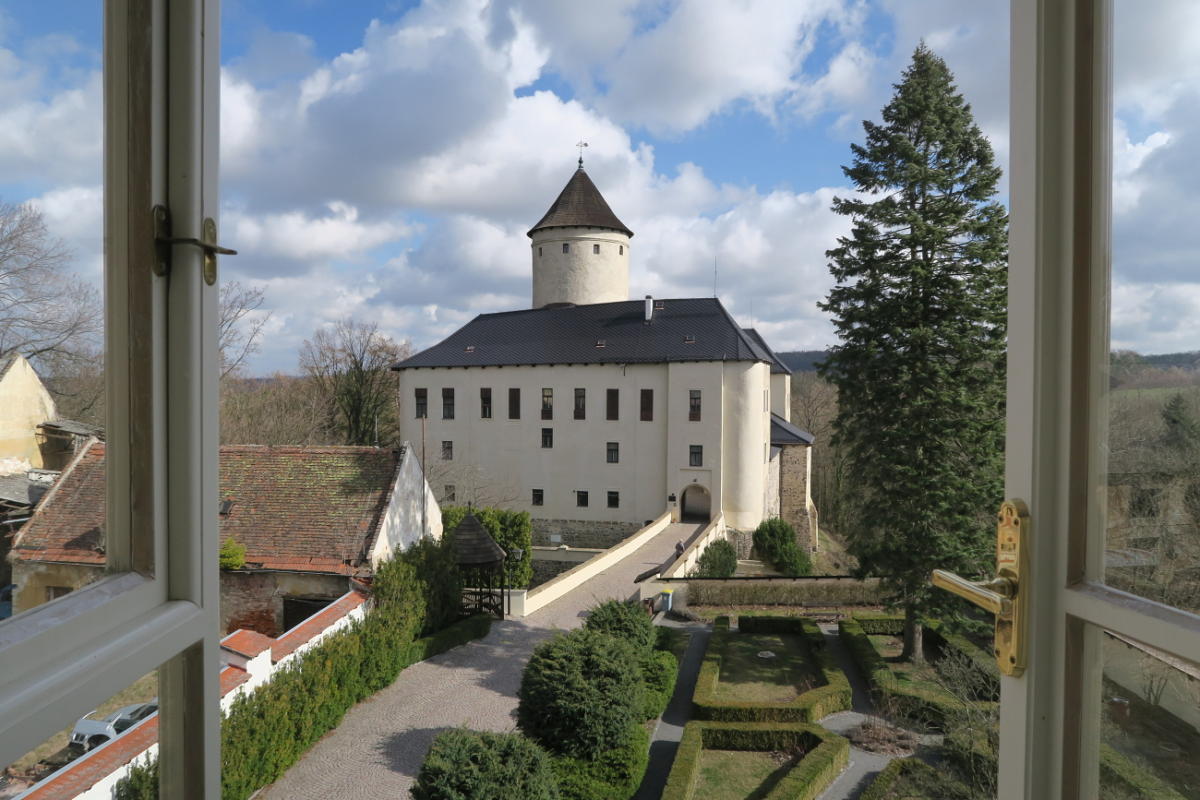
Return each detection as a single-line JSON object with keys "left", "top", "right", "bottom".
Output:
{"left": 8, "top": 672, "right": 157, "bottom": 775}
{"left": 1102, "top": 677, "right": 1200, "bottom": 797}
{"left": 713, "top": 633, "right": 820, "bottom": 704}
{"left": 811, "top": 529, "right": 858, "bottom": 575}
{"left": 693, "top": 748, "right": 805, "bottom": 799}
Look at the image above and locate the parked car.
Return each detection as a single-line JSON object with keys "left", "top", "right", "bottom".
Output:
{"left": 69, "top": 700, "right": 158, "bottom": 751}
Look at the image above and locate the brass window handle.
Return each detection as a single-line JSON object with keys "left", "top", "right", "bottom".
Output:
{"left": 929, "top": 499, "right": 1030, "bottom": 677}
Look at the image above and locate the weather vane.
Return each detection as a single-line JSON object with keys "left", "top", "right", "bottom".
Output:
{"left": 576, "top": 139, "right": 588, "bottom": 168}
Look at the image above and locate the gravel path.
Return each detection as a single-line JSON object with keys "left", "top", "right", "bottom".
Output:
{"left": 259, "top": 521, "right": 702, "bottom": 800}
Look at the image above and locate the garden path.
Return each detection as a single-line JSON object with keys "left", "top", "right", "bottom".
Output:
{"left": 258, "top": 520, "right": 703, "bottom": 800}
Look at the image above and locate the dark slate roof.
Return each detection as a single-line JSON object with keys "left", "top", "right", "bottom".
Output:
{"left": 770, "top": 413, "right": 814, "bottom": 446}
{"left": 527, "top": 168, "right": 634, "bottom": 238}
{"left": 453, "top": 514, "right": 505, "bottom": 566}
{"left": 0, "top": 473, "right": 48, "bottom": 507}
{"left": 12, "top": 442, "right": 407, "bottom": 573}
{"left": 40, "top": 419, "right": 103, "bottom": 438}
{"left": 742, "top": 329, "right": 792, "bottom": 375}
{"left": 395, "top": 298, "right": 777, "bottom": 370}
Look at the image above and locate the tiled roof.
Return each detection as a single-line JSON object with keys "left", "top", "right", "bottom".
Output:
{"left": 12, "top": 443, "right": 405, "bottom": 573}
{"left": 222, "top": 629, "right": 275, "bottom": 659}
{"left": 0, "top": 473, "right": 48, "bottom": 507}
{"left": 770, "top": 413, "right": 815, "bottom": 446}
{"left": 742, "top": 328, "right": 792, "bottom": 375}
{"left": 527, "top": 167, "right": 633, "bottom": 238}
{"left": 453, "top": 514, "right": 505, "bottom": 566}
{"left": 395, "top": 298, "right": 776, "bottom": 370}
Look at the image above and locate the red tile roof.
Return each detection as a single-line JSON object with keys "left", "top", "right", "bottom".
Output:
{"left": 222, "top": 629, "right": 276, "bottom": 659}
{"left": 21, "top": 716, "right": 159, "bottom": 800}
{"left": 12, "top": 442, "right": 404, "bottom": 574}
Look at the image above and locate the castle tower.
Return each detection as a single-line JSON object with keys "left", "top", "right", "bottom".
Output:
{"left": 528, "top": 165, "right": 633, "bottom": 308}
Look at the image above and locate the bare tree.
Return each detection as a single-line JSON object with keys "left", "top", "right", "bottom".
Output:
{"left": 220, "top": 373, "right": 335, "bottom": 445}
{"left": 0, "top": 201, "right": 101, "bottom": 365}
{"left": 299, "top": 319, "right": 412, "bottom": 446}
{"left": 219, "top": 281, "right": 270, "bottom": 379}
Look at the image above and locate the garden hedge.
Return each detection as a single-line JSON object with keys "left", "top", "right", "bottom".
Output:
{"left": 442, "top": 505, "right": 533, "bottom": 588}
{"left": 1100, "top": 743, "right": 1188, "bottom": 800}
{"left": 923, "top": 619, "right": 1000, "bottom": 702}
{"left": 661, "top": 721, "right": 848, "bottom": 800}
{"left": 412, "top": 729, "right": 560, "bottom": 800}
{"left": 692, "top": 616, "right": 851, "bottom": 722}
{"left": 858, "top": 757, "right": 961, "bottom": 800}
{"left": 551, "top": 723, "right": 650, "bottom": 800}
{"left": 686, "top": 577, "right": 883, "bottom": 607}
{"left": 641, "top": 649, "right": 678, "bottom": 720}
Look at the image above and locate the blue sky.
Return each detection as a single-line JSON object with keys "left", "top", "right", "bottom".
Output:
{"left": 1, "top": 1, "right": 1197, "bottom": 373}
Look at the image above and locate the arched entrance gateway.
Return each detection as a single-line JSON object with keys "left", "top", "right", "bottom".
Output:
{"left": 680, "top": 484, "right": 711, "bottom": 523}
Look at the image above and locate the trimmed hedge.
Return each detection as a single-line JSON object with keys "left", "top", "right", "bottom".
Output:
{"left": 517, "top": 629, "right": 645, "bottom": 760}
{"left": 687, "top": 577, "right": 883, "bottom": 607}
{"left": 661, "top": 721, "right": 848, "bottom": 800}
{"left": 692, "top": 616, "right": 851, "bottom": 722}
{"left": 412, "top": 729, "right": 560, "bottom": 800}
{"left": 551, "top": 723, "right": 650, "bottom": 800}
{"left": 858, "top": 757, "right": 962, "bottom": 800}
{"left": 924, "top": 619, "right": 1000, "bottom": 702}
{"left": 641, "top": 649, "right": 678, "bottom": 720}
{"left": 849, "top": 611, "right": 905, "bottom": 635}
{"left": 443, "top": 506, "right": 533, "bottom": 588}
{"left": 1100, "top": 743, "right": 1188, "bottom": 800}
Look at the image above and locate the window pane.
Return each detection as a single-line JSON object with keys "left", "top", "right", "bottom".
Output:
{"left": 1, "top": 2, "right": 108, "bottom": 626}
{"left": 606, "top": 388, "right": 619, "bottom": 420}
{"left": 1104, "top": 1, "right": 1200, "bottom": 617}
{"left": 3, "top": 668, "right": 159, "bottom": 796}
{"left": 1094, "top": 628, "right": 1200, "bottom": 798}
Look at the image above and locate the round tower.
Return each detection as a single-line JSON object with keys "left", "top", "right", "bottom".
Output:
{"left": 528, "top": 165, "right": 633, "bottom": 308}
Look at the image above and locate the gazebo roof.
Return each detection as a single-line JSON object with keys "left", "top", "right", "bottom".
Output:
{"left": 453, "top": 513, "right": 506, "bottom": 566}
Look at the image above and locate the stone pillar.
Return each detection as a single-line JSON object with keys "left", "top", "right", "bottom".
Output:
{"left": 779, "top": 444, "right": 818, "bottom": 551}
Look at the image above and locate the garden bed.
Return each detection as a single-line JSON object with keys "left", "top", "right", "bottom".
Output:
{"left": 693, "top": 616, "right": 851, "bottom": 722}
{"left": 662, "top": 721, "right": 848, "bottom": 800}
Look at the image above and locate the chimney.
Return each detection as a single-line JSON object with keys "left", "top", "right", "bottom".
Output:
{"left": 645, "top": 295, "right": 653, "bottom": 324}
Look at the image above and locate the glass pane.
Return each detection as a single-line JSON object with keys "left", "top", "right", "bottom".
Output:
{"left": 2, "top": 669, "right": 158, "bottom": 798}
{"left": 1096, "top": 629, "right": 1200, "bottom": 799}
{"left": 1104, "top": 0, "right": 1200, "bottom": 617}
{"left": 0, "top": 3, "right": 109, "bottom": 623}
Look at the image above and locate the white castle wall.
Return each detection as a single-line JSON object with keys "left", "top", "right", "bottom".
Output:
{"left": 530, "top": 226, "right": 629, "bottom": 308}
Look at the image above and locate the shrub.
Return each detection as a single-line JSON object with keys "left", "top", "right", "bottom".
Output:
{"left": 218, "top": 535, "right": 247, "bottom": 570}
{"left": 752, "top": 518, "right": 812, "bottom": 576}
{"left": 412, "top": 729, "right": 560, "bottom": 800}
{"left": 640, "top": 649, "right": 678, "bottom": 719}
{"left": 551, "top": 724, "right": 650, "bottom": 800}
{"left": 691, "top": 539, "right": 737, "bottom": 578}
{"left": 859, "top": 757, "right": 966, "bottom": 800}
{"left": 584, "top": 599, "right": 655, "bottom": 654}
{"left": 443, "top": 506, "right": 534, "bottom": 588}
{"left": 517, "top": 629, "right": 644, "bottom": 760}
{"left": 114, "top": 758, "right": 157, "bottom": 800}
{"left": 1100, "top": 743, "right": 1188, "bottom": 800}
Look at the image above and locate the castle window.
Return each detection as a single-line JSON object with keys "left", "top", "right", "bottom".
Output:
{"left": 532, "top": 489, "right": 544, "bottom": 506}
{"left": 415, "top": 388, "right": 428, "bottom": 418}
{"left": 509, "top": 387, "right": 520, "bottom": 419}
{"left": 442, "top": 441, "right": 453, "bottom": 460}
{"left": 574, "top": 388, "right": 586, "bottom": 419}
{"left": 619, "top": 245, "right": 624, "bottom": 255}
{"left": 480, "top": 387, "right": 492, "bottom": 418}
{"left": 576, "top": 490, "right": 589, "bottom": 507}
{"left": 689, "top": 445, "right": 703, "bottom": 467}
{"left": 607, "top": 442, "right": 619, "bottom": 463}
{"left": 593, "top": 243, "right": 600, "bottom": 254}
{"left": 442, "top": 388, "right": 455, "bottom": 419}
{"left": 562, "top": 243, "right": 569, "bottom": 254}
{"left": 606, "top": 389, "right": 619, "bottom": 420}
{"left": 689, "top": 390, "right": 701, "bottom": 421}
{"left": 444, "top": 485, "right": 456, "bottom": 503}
{"left": 640, "top": 389, "right": 654, "bottom": 421}
{"left": 542, "top": 428, "right": 553, "bottom": 448}
{"left": 607, "top": 491, "right": 619, "bottom": 509}
{"left": 542, "top": 388, "right": 553, "bottom": 419}
{"left": 538, "top": 246, "right": 543, "bottom": 257}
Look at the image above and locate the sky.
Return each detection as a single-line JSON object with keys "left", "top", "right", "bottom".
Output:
{"left": 0, "top": 0, "right": 1197, "bottom": 373}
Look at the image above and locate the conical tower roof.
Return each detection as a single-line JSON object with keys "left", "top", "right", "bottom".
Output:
{"left": 527, "top": 167, "right": 634, "bottom": 238}
{"left": 453, "top": 513, "right": 506, "bottom": 566}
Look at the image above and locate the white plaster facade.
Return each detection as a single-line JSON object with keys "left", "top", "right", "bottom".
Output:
{"left": 0, "top": 354, "right": 57, "bottom": 469}
{"left": 531, "top": 226, "right": 630, "bottom": 308}
{"left": 368, "top": 443, "right": 444, "bottom": 566}
{"left": 396, "top": 359, "right": 774, "bottom": 531}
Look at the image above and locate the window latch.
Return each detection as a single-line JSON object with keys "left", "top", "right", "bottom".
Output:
{"left": 153, "top": 204, "right": 237, "bottom": 285}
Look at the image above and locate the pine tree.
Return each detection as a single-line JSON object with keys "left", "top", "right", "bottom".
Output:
{"left": 818, "top": 44, "right": 1008, "bottom": 661}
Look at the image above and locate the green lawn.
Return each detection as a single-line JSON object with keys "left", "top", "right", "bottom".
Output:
{"left": 713, "top": 633, "right": 821, "bottom": 704}
{"left": 694, "top": 749, "right": 797, "bottom": 799}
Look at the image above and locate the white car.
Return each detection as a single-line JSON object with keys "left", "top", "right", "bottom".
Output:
{"left": 69, "top": 700, "right": 158, "bottom": 751}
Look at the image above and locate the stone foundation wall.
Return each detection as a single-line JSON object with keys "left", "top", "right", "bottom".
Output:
{"left": 531, "top": 518, "right": 642, "bottom": 549}
{"left": 220, "top": 571, "right": 349, "bottom": 636}
{"left": 731, "top": 529, "right": 754, "bottom": 560}
{"left": 780, "top": 445, "right": 818, "bottom": 552}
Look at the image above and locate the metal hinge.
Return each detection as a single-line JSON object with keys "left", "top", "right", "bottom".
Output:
{"left": 153, "top": 204, "right": 236, "bottom": 285}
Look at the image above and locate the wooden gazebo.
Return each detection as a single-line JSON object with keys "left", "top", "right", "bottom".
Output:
{"left": 453, "top": 513, "right": 507, "bottom": 619}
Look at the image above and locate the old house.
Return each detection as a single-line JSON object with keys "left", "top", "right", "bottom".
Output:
{"left": 8, "top": 441, "right": 440, "bottom": 635}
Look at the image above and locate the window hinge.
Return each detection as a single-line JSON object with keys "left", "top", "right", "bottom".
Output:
{"left": 153, "top": 204, "right": 237, "bottom": 285}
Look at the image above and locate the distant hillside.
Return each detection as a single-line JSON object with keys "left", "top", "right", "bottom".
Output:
{"left": 777, "top": 350, "right": 829, "bottom": 372}
{"left": 1136, "top": 351, "right": 1200, "bottom": 369}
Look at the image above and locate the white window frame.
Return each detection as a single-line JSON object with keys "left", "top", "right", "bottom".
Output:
{"left": 1005, "top": 1, "right": 1200, "bottom": 796}
{"left": 0, "top": 1, "right": 222, "bottom": 795}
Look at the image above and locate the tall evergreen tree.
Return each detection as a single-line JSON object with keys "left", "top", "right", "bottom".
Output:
{"left": 818, "top": 45, "right": 1008, "bottom": 660}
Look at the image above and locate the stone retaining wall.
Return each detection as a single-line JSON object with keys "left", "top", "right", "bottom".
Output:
{"left": 531, "top": 518, "right": 642, "bottom": 549}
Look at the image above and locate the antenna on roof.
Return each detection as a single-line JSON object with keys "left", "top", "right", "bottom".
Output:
{"left": 576, "top": 139, "right": 588, "bottom": 168}
{"left": 713, "top": 260, "right": 719, "bottom": 298}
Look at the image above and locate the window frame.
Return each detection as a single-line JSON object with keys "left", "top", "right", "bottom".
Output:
{"left": 542, "top": 388, "right": 553, "bottom": 420}
{"left": 606, "top": 441, "right": 619, "bottom": 463}
{"left": 689, "top": 445, "right": 703, "bottom": 467}
{"left": 607, "top": 491, "right": 619, "bottom": 509}
{"left": 0, "top": 2, "right": 222, "bottom": 792}
{"left": 509, "top": 387, "right": 520, "bottom": 419}
{"left": 689, "top": 389, "right": 701, "bottom": 421}
{"left": 541, "top": 428, "right": 553, "bottom": 448}
{"left": 606, "top": 388, "right": 619, "bottom": 420}
{"left": 441, "top": 441, "right": 453, "bottom": 461}
{"left": 531, "top": 489, "right": 543, "bottom": 506}
{"left": 480, "top": 387, "right": 492, "bottom": 419}
{"left": 574, "top": 387, "right": 586, "bottom": 420}
{"left": 640, "top": 388, "right": 653, "bottom": 421}
{"left": 576, "top": 490, "right": 589, "bottom": 508}
{"left": 414, "top": 387, "right": 428, "bottom": 418}
{"left": 442, "top": 387, "right": 455, "bottom": 419}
